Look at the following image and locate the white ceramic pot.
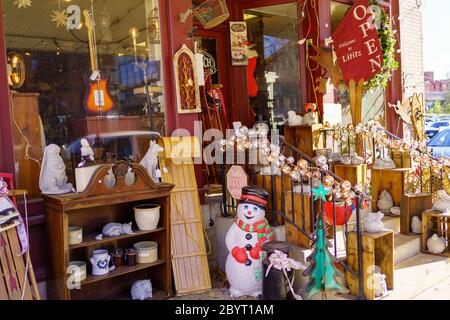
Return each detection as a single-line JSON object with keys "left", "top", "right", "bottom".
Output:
{"left": 75, "top": 165, "right": 101, "bottom": 192}
{"left": 134, "top": 204, "right": 161, "bottom": 231}
{"left": 68, "top": 261, "right": 87, "bottom": 281}
{"left": 68, "top": 226, "right": 83, "bottom": 245}
{"left": 90, "top": 249, "right": 111, "bottom": 276}
{"left": 133, "top": 241, "right": 158, "bottom": 264}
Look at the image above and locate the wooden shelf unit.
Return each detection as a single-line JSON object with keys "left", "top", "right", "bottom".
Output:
{"left": 43, "top": 161, "right": 174, "bottom": 300}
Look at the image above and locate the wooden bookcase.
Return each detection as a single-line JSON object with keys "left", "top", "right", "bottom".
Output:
{"left": 43, "top": 161, "right": 174, "bottom": 300}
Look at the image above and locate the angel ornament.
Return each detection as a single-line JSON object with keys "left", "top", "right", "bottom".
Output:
{"left": 39, "top": 144, "right": 73, "bottom": 194}
{"left": 78, "top": 138, "right": 95, "bottom": 168}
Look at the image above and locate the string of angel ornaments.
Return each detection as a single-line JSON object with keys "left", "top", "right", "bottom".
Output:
{"left": 221, "top": 119, "right": 450, "bottom": 209}
{"left": 220, "top": 122, "right": 363, "bottom": 208}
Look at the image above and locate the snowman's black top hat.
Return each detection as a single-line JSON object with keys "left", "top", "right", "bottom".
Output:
{"left": 239, "top": 185, "right": 269, "bottom": 209}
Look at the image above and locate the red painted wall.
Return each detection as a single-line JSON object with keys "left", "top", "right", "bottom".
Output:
{"left": 0, "top": 0, "right": 15, "bottom": 174}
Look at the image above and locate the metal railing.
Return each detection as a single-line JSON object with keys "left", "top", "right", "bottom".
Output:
{"left": 219, "top": 134, "right": 367, "bottom": 300}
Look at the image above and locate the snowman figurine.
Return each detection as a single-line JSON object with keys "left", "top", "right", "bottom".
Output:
{"left": 225, "top": 186, "right": 274, "bottom": 298}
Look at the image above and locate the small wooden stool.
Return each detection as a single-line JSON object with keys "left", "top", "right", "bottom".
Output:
{"left": 345, "top": 229, "right": 394, "bottom": 300}
{"left": 400, "top": 193, "right": 432, "bottom": 235}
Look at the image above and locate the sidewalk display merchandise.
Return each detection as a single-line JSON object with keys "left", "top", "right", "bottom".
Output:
{"left": 159, "top": 137, "right": 212, "bottom": 296}
{"left": 43, "top": 161, "right": 174, "bottom": 300}
{"left": 0, "top": 180, "right": 40, "bottom": 300}
{"left": 225, "top": 186, "right": 274, "bottom": 297}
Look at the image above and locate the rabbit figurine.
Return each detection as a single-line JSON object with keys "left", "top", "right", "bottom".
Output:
{"left": 131, "top": 280, "right": 153, "bottom": 300}
{"left": 411, "top": 216, "right": 422, "bottom": 234}
{"left": 427, "top": 234, "right": 446, "bottom": 254}
{"left": 363, "top": 212, "right": 384, "bottom": 233}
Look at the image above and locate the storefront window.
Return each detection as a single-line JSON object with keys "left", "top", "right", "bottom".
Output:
{"left": 330, "top": 0, "right": 386, "bottom": 126}
{"left": 4, "top": 0, "right": 165, "bottom": 198}
{"left": 244, "top": 2, "right": 302, "bottom": 128}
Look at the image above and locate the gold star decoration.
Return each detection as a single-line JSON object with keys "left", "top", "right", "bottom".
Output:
{"left": 14, "top": 0, "right": 32, "bottom": 8}
{"left": 51, "top": 9, "right": 68, "bottom": 28}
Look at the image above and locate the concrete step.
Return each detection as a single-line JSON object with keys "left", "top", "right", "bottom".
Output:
{"left": 381, "top": 253, "right": 450, "bottom": 300}
{"left": 393, "top": 232, "right": 421, "bottom": 264}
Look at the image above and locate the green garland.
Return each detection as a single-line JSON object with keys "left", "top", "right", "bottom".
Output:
{"left": 366, "top": 3, "right": 399, "bottom": 89}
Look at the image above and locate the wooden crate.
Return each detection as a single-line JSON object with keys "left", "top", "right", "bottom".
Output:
{"left": 283, "top": 124, "right": 324, "bottom": 158}
{"left": 255, "top": 174, "right": 291, "bottom": 225}
{"left": 334, "top": 164, "right": 367, "bottom": 188}
{"left": 400, "top": 193, "right": 432, "bottom": 235}
{"left": 421, "top": 210, "right": 450, "bottom": 256}
{"left": 391, "top": 150, "right": 412, "bottom": 169}
{"left": 284, "top": 191, "right": 313, "bottom": 248}
{"left": 345, "top": 230, "right": 394, "bottom": 300}
{"left": 371, "top": 168, "right": 411, "bottom": 211}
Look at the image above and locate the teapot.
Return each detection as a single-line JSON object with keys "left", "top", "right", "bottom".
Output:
{"left": 90, "top": 249, "right": 113, "bottom": 276}
{"left": 427, "top": 234, "right": 446, "bottom": 254}
{"left": 363, "top": 212, "right": 384, "bottom": 233}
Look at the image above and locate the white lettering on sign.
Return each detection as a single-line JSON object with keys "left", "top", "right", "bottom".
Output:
{"left": 353, "top": 5, "right": 367, "bottom": 20}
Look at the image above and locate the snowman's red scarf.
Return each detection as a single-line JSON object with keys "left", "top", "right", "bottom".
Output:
{"left": 234, "top": 216, "right": 274, "bottom": 243}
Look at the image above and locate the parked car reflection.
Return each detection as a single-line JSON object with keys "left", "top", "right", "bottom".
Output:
{"left": 428, "top": 128, "right": 450, "bottom": 157}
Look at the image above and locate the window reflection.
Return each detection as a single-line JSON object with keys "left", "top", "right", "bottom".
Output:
{"left": 244, "top": 2, "right": 302, "bottom": 128}
{"left": 5, "top": 0, "right": 165, "bottom": 198}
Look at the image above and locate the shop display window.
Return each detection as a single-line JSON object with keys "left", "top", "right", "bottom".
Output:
{"left": 4, "top": 0, "right": 165, "bottom": 198}
{"left": 244, "top": 2, "right": 302, "bottom": 128}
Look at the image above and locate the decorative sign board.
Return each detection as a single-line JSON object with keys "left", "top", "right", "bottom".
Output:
{"left": 226, "top": 165, "right": 248, "bottom": 199}
{"left": 229, "top": 21, "right": 248, "bottom": 66}
{"left": 332, "top": 0, "right": 383, "bottom": 83}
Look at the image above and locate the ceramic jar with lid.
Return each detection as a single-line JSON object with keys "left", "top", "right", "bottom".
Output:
{"left": 133, "top": 241, "right": 158, "bottom": 264}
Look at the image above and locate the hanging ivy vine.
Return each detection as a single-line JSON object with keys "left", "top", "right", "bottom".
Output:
{"left": 366, "top": 2, "right": 399, "bottom": 89}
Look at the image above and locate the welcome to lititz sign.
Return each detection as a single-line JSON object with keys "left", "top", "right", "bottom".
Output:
{"left": 332, "top": 0, "right": 383, "bottom": 83}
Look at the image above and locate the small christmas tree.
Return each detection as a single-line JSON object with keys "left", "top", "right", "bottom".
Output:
{"left": 302, "top": 211, "right": 348, "bottom": 299}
